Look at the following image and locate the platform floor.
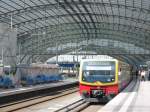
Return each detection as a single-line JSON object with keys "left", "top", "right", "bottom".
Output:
{"left": 0, "top": 78, "right": 77, "bottom": 97}
{"left": 127, "top": 81, "right": 150, "bottom": 112}
{"left": 98, "top": 79, "right": 150, "bottom": 112}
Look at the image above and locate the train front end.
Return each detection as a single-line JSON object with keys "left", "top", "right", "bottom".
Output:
{"left": 79, "top": 59, "right": 119, "bottom": 102}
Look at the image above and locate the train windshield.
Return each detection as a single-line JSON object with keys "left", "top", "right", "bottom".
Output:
{"left": 82, "top": 61, "right": 116, "bottom": 83}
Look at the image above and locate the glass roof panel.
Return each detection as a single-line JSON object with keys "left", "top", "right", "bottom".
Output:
{"left": 0, "top": 0, "right": 150, "bottom": 57}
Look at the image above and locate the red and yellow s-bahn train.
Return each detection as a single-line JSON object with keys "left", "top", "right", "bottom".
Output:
{"left": 79, "top": 59, "right": 133, "bottom": 102}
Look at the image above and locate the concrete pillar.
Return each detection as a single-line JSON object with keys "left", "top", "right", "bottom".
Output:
{"left": 0, "top": 23, "right": 17, "bottom": 66}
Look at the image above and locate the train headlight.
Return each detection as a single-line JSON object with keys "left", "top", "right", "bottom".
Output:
{"left": 111, "top": 78, "right": 115, "bottom": 81}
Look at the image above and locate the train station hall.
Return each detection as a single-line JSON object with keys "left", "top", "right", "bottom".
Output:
{"left": 0, "top": 0, "right": 150, "bottom": 112}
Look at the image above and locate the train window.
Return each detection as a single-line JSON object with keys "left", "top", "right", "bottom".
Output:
{"left": 82, "top": 61, "right": 116, "bottom": 83}
{"left": 82, "top": 70, "right": 115, "bottom": 83}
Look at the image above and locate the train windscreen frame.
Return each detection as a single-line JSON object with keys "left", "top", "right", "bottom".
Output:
{"left": 82, "top": 61, "right": 116, "bottom": 83}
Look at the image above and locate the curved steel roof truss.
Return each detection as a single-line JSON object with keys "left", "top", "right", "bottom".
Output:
{"left": 0, "top": 0, "right": 150, "bottom": 64}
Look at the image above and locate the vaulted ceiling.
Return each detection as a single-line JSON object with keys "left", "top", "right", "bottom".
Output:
{"left": 0, "top": 0, "right": 150, "bottom": 66}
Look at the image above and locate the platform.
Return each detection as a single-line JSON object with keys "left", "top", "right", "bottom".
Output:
{"left": 98, "top": 79, "right": 150, "bottom": 112}
{"left": 0, "top": 78, "right": 78, "bottom": 97}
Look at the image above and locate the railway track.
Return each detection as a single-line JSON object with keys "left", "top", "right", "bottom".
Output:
{"left": 54, "top": 100, "right": 104, "bottom": 112}
{"left": 80, "top": 103, "right": 104, "bottom": 112}
{"left": 0, "top": 87, "right": 78, "bottom": 112}
{"left": 54, "top": 99, "right": 90, "bottom": 112}
{"left": 0, "top": 81, "right": 78, "bottom": 105}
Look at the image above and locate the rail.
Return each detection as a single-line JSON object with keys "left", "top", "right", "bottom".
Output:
{"left": 55, "top": 99, "right": 90, "bottom": 112}
{"left": 0, "top": 87, "right": 78, "bottom": 112}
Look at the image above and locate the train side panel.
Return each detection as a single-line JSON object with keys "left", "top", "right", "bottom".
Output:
{"left": 118, "top": 61, "right": 132, "bottom": 92}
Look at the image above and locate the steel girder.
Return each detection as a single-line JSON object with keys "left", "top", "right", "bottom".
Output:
{"left": 1, "top": 0, "right": 150, "bottom": 64}
{"left": 18, "top": 22, "right": 149, "bottom": 37}
{"left": 1, "top": 1, "right": 150, "bottom": 18}
{"left": 19, "top": 39, "right": 150, "bottom": 64}
{"left": 17, "top": 21, "right": 150, "bottom": 53}
{"left": 0, "top": 0, "right": 150, "bottom": 35}
{"left": 14, "top": 13, "right": 150, "bottom": 35}
{"left": 19, "top": 31, "right": 150, "bottom": 55}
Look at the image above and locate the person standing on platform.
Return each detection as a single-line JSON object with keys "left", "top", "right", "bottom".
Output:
{"left": 141, "top": 70, "right": 146, "bottom": 81}
{"left": 135, "top": 70, "right": 138, "bottom": 80}
{"left": 148, "top": 70, "right": 150, "bottom": 81}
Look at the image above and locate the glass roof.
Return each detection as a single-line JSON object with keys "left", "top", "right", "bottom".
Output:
{"left": 0, "top": 0, "right": 150, "bottom": 65}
